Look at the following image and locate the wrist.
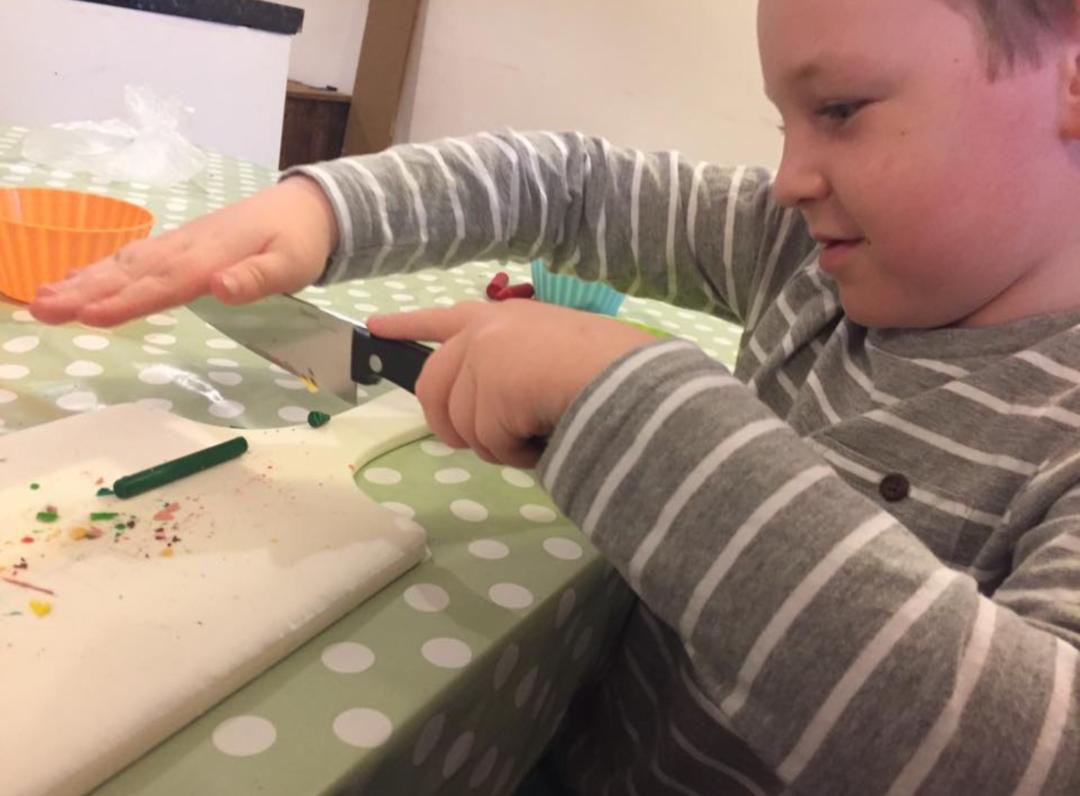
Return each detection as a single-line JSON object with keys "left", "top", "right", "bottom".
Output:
{"left": 280, "top": 175, "right": 340, "bottom": 264}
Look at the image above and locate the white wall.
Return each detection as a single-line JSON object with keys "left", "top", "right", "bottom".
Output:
{"left": 396, "top": 0, "right": 782, "bottom": 168}
{"left": 285, "top": 0, "right": 780, "bottom": 168}
{"left": 286, "top": 0, "right": 370, "bottom": 92}
{"left": 0, "top": 0, "right": 292, "bottom": 167}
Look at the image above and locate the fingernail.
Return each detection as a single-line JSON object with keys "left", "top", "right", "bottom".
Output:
{"left": 220, "top": 273, "right": 238, "bottom": 297}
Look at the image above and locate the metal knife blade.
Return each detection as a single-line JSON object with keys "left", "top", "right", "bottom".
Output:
{"left": 188, "top": 294, "right": 433, "bottom": 404}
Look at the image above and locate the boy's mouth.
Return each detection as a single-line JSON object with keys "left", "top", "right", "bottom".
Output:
{"left": 815, "top": 237, "right": 865, "bottom": 272}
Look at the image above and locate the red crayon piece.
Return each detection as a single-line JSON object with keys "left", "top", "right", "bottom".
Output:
{"left": 485, "top": 271, "right": 510, "bottom": 300}
{"left": 496, "top": 283, "right": 535, "bottom": 301}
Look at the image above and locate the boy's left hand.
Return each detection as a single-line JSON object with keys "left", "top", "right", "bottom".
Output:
{"left": 367, "top": 301, "right": 656, "bottom": 469}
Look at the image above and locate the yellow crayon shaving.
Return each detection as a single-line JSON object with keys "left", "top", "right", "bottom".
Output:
{"left": 299, "top": 375, "right": 318, "bottom": 393}
{"left": 30, "top": 600, "right": 52, "bottom": 617}
{"left": 70, "top": 526, "right": 88, "bottom": 541}
{"left": 160, "top": 547, "right": 174, "bottom": 558}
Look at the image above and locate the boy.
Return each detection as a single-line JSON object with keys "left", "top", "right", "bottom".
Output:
{"left": 30, "top": 0, "right": 1080, "bottom": 792}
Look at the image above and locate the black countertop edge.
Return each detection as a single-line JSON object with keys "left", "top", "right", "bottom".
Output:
{"left": 74, "top": 0, "right": 304, "bottom": 36}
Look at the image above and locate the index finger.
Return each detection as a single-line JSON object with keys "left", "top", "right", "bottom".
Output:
{"left": 367, "top": 301, "right": 488, "bottom": 343}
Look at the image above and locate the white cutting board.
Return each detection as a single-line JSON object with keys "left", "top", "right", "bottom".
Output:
{"left": 0, "top": 390, "right": 431, "bottom": 796}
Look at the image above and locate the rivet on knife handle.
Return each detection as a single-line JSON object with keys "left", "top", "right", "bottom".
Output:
{"left": 351, "top": 327, "right": 434, "bottom": 394}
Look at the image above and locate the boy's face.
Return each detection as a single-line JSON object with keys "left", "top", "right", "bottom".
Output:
{"left": 759, "top": 0, "right": 1080, "bottom": 328}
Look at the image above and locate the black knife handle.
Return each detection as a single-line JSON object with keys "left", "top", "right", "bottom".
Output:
{"left": 351, "top": 327, "right": 433, "bottom": 393}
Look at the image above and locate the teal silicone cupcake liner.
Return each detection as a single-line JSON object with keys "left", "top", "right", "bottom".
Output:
{"left": 530, "top": 260, "right": 626, "bottom": 316}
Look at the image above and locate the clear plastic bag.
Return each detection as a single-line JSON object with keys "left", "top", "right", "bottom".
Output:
{"left": 22, "top": 85, "right": 206, "bottom": 188}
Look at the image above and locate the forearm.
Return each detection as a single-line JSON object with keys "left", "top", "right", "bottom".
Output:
{"left": 537, "top": 340, "right": 1080, "bottom": 793}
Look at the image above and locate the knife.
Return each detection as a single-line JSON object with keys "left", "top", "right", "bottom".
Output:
{"left": 188, "top": 294, "right": 433, "bottom": 404}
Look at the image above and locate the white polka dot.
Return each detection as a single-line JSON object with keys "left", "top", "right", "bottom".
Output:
{"left": 277, "top": 405, "right": 311, "bottom": 423}
{"left": 144, "top": 333, "right": 176, "bottom": 346}
{"left": 0, "top": 364, "right": 28, "bottom": 380}
{"left": 321, "top": 642, "right": 375, "bottom": 674}
{"left": 399, "top": 305, "right": 420, "bottom": 313}
{"left": 468, "top": 539, "right": 509, "bottom": 560}
{"left": 544, "top": 537, "right": 583, "bottom": 561}
{"left": 6, "top": 163, "right": 32, "bottom": 175}
{"left": 353, "top": 303, "right": 379, "bottom": 313}
{"left": 422, "top": 637, "right": 472, "bottom": 669}
{"left": 501, "top": 468, "right": 535, "bottom": 488}
{"left": 469, "top": 746, "right": 499, "bottom": 789}
{"left": 209, "top": 371, "right": 243, "bottom": 386}
{"left": 494, "top": 756, "right": 518, "bottom": 790}
{"left": 305, "top": 285, "right": 327, "bottom": 294}
{"left": 364, "top": 467, "right": 403, "bottom": 486}
{"left": 425, "top": 285, "right": 447, "bottom": 294}
{"left": 165, "top": 200, "right": 188, "bottom": 212}
{"left": 333, "top": 708, "right": 393, "bottom": 749}
{"left": 347, "top": 288, "right": 371, "bottom": 298}
{"left": 136, "top": 397, "right": 173, "bottom": 412}
{"left": 3, "top": 335, "right": 38, "bottom": 353}
{"left": 142, "top": 346, "right": 167, "bottom": 355}
{"left": 573, "top": 626, "right": 593, "bottom": 660}
{"left": 420, "top": 439, "right": 454, "bottom": 457}
{"left": 412, "top": 713, "right": 444, "bottom": 765}
{"left": 212, "top": 715, "right": 276, "bottom": 757}
{"left": 206, "top": 338, "right": 239, "bottom": 350}
{"left": 384, "top": 280, "right": 407, "bottom": 290}
{"left": 442, "top": 731, "right": 474, "bottom": 779}
{"left": 307, "top": 298, "right": 332, "bottom": 307}
{"left": 493, "top": 643, "right": 519, "bottom": 691}
{"left": 391, "top": 293, "right": 416, "bottom": 303}
{"left": 0, "top": 389, "right": 15, "bottom": 404}
{"left": 417, "top": 272, "right": 438, "bottom": 282}
{"left": 65, "top": 360, "right": 103, "bottom": 378}
{"left": 520, "top": 504, "right": 557, "bottom": 523}
{"left": 515, "top": 667, "right": 538, "bottom": 708}
{"left": 10, "top": 310, "right": 33, "bottom": 322}
{"left": 381, "top": 501, "right": 415, "bottom": 518}
{"left": 56, "top": 391, "right": 99, "bottom": 412}
{"left": 644, "top": 308, "right": 663, "bottom": 318}
{"left": 207, "top": 357, "right": 238, "bottom": 368}
{"left": 209, "top": 400, "right": 245, "bottom": 419}
{"left": 450, "top": 499, "right": 488, "bottom": 523}
{"left": 274, "top": 377, "right": 306, "bottom": 391}
{"left": 73, "top": 334, "right": 109, "bottom": 351}
{"left": 532, "top": 679, "right": 552, "bottom": 718}
{"left": 404, "top": 583, "right": 450, "bottom": 613}
{"left": 662, "top": 320, "right": 681, "bottom": 331}
{"left": 489, "top": 583, "right": 534, "bottom": 610}
{"left": 435, "top": 467, "right": 470, "bottom": 485}
{"left": 138, "top": 365, "right": 175, "bottom": 385}
{"left": 556, "top": 589, "right": 576, "bottom": 629}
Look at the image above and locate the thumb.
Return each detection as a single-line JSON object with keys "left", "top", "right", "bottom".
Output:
{"left": 209, "top": 252, "right": 309, "bottom": 304}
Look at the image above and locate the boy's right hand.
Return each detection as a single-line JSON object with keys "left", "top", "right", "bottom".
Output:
{"left": 29, "top": 176, "right": 339, "bottom": 328}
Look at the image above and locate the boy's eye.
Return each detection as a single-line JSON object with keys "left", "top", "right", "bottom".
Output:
{"left": 816, "top": 100, "right": 869, "bottom": 125}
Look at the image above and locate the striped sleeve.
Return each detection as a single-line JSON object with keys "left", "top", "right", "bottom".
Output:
{"left": 287, "top": 131, "right": 815, "bottom": 324}
{"left": 537, "top": 339, "right": 1080, "bottom": 794}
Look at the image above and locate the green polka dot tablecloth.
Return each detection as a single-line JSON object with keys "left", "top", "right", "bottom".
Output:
{"left": 0, "top": 124, "right": 743, "bottom": 795}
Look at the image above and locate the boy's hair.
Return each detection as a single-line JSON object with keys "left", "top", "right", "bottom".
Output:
{"left": 946, "top": 0, "right": 1076, "bottom": 75}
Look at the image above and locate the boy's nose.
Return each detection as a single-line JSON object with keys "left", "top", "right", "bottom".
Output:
{"left": 772, "top": 139, "right": 829, "bottom": 208}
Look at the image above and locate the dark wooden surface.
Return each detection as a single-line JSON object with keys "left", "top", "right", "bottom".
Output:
{"left": 279, "top": 81, "right": 352, "bottom": 169}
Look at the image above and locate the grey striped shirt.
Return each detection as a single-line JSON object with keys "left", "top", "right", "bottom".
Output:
{"left": 295, "top": 131, "right": 1080, "bottom": 795}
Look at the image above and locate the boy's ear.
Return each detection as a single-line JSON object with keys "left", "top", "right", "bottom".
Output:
{"left": 1061, "top": 46, "right": 1080, "bottom": 139}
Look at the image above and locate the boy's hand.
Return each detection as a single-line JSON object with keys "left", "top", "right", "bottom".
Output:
{"left": 29, "top": 176, "right": 338, "bottom": 327}
{"left": 367, "top": 301, "right": 657, "bottom": 469}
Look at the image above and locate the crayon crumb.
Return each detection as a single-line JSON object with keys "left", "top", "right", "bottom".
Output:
{"left": 90, "top": 512, "right": 118, "bottom": 521}
{"left": 299, "top": 375, "right": 319, "bottom": 393}
{"left": 29, "top": 483, "right": 39, "bottom": 491}
{"left": 70, "top": 526, "right": 89, "bottom": 541}
{"left": 307, "top": 410, "right": 331, "bottom": 428}
{"left": 36, "top": 511, "right": 58, "bottom": 523}
{"left": 160, "top": 547, "right": 174, "bottom": 558}
{"left": 96, "top": 487, "right": 114, "bottom": 497}
{"left": 29, "top": 600, "right": 52, "bottom": 618}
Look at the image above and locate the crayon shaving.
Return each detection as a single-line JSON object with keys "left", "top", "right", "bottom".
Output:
{"left": 29, "top": 600, "right": 52, "bottom": 618}
{"left": 300, "top": 375, "right": 319, "bottom": 393}
{"left": 153, "top": 502, "right": 180, "bottom": 522}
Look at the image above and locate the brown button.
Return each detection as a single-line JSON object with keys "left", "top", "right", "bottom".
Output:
{"left": 879, "top": 473, "right": 910, "bottom": 502}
